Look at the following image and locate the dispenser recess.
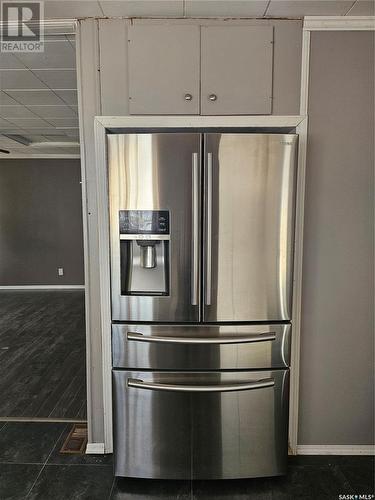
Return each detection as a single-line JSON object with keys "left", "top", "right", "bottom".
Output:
{"left": 119, "top": 210, "right": 170, "bottom": 296}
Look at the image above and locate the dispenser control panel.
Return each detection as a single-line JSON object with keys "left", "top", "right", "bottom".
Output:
{"left": 119, "top": 210, "right": 170, "bottom": 235}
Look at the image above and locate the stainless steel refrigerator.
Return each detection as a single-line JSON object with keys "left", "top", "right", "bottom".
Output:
{"left": 108, "top": 132, "right": 298, "bottom": 479}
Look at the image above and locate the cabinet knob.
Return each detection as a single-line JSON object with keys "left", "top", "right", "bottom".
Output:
{"left": 208, "top": 94, "right": 217, "bottom": 101}
{"left": 184, "top": 93, "right": 193, "bottom": 101}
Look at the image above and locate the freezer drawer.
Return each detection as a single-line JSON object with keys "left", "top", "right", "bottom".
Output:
{"left": 113, "top": 369, "right": 289, "bottom": 479}
{"left": 112, "top": 323, "right": 291, "bottom": 370}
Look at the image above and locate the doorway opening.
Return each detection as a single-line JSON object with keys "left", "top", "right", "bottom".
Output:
{"left": 0, "top": 28, "right": 86, "bottom": 423}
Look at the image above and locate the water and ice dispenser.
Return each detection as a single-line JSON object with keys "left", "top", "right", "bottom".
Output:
{"left": 119, "top": 210, "right": 170, "bottom": 296}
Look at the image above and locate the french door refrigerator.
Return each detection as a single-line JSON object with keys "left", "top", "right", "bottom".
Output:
{"left": 108, "top": 132, "right": 298, "bottom": 480}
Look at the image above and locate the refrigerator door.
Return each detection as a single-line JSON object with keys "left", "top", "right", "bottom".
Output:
{"left": 113, "top": 369, "right": 289, "bottom": 479}
{"left": 108, "top": 133, "right": 201, "bottom": 322}
{"left": 203, "top": 133, "right": 298, "bottom": 322}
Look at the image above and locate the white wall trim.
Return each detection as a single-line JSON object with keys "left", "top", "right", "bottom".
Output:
{"left": 94, "top": 114, "right": 306, "bottom": 455}
{"left": 297, "top": 445, "right": 375, "bottom": 456}
{"left": 76, "top": 19, "right": 99, "bottom": 448}
{"left": 0, "top": 285, "right": 85, "bottom": 290}
{"left": 299, "top": 30, "right": 310, "bottom": 117}
{"left": 94, "top": 117, "right": 113, "bottom": 454}
{"left": 289, "top": 115, "right": 308, "bottom": 455}
{"left": 96, "top": 115, "right": 305, "bottom": 129}
{"left": 86, "top": 442, "right": 105, "bottom": 454}
{"left": 304, "top": 16, "right": 375, "bottom": 31}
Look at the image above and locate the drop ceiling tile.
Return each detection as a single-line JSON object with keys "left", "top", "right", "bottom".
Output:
{"left": 185, "top": 0, "right": 269, "bottom": 16}
{"left": 44, "top": 0, "right": 103, "bottom": 18}
{"left": 0, "top": 151, "right": 28, "bottom": 157}
{"left": 20, "top": 135, "right": 50, "bottom": 143}
{"left": 55, "top": 146, "right": 80, "bottom": 154}
{"left": 0, "top": 128, "right": 29, "bottom": 135}
{"left": 65, "top": 35, "right": 76, "bottom": 52}
{"left": 266, "top": 0, "right": 354, "bottom": 16}
{"left": 0, "top": 136, "right": 27, "bottom": 147}
{"left": 60, "top": 128, "right": 80, "bottom": 137}
{"left": 0, "top": 142, "right": 29, "bottom": 150}
{"left": 53, "top": 90, "right": 78, "bottom": 105}
{"left": 99, "top": 0, "right": 183, "bottom": 16}
{"left": 6, "top": 117, "right": 54, "bottom": 128}
{"left": 44, "top": 34, "right": 70, "bottom": 42}
{"left": 0, "top": 127, "right": 24, "bottom": 133}
{"left": 0, "top": 70, "right": 48, "bottom": 90}
{"left": 43, "top": 134, "right": 78, "bottom": 142}
{"left": 27, "top": 105, "right": 77, "bottom": 118}
{"left": 32, "top": 69, "right": 77, "bottom": 89}
{"left": 0, "top": 118, "right": 16, "bottom": 128}
{"left": 43, "top": 117, "right": 79, "bottom": 127}
{"left": 20, "top": 128, "right": 66, "bottom": 135}
{"left": 0, "top": 106, "right": 39, "bottom": 119}
{"left": 348, "top": 0, "right": 375, "bottom": 15}
{"left": 6, "top": 90, "right": 66, "bottom": 105}
{"left": 28, "top": 146, "right": 73, "bottom": 154}
{"left": 0, "top": 54, "right": 27, "bottom": 70}
{"left": 15, "top": 41, "right": 75, "bottom": 70}
{"left": 0, "top": 91, "right": 19, "bottom": 105}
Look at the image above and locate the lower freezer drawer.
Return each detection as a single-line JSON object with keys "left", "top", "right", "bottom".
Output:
{"left": 113, "top": 369, "right": 289, "bottom": 480}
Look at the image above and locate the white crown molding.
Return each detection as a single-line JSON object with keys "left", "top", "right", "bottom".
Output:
{"left": 0, "top": 154, "right": 80, "bottom": 159}
{"left": 297, "top": 445, "right": 375, "bottom": 455}
{"left": 0, "top": 19, "right": 76, "bottom": 35}
{"left": 0, "top": 285, "right": 85, "bottom": 290}
{"left": 304, "top": 16, "right": 375, "bottom": 31}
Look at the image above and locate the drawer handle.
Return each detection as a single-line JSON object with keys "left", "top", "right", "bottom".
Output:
{"left": 127, "top": 332, "right": 276, "bottom": 344}
{"left": 127, "top": 378, "right": 275, "bottom": 393}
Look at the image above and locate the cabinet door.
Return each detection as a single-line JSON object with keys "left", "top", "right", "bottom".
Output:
{"left": 128, "top": 25, "right": 200, "bottom": 114}
{"left": 201, "top": 26, "right": 273, "bottom": 115}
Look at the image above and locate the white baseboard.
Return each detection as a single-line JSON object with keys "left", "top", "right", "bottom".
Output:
{"left": 297, "top": 445, "right": 375, "bottom": 455}
{"left": 86, "top": 442, "right": 105, "bottom": 454}
{"left": 0, "top": 285, "right": 85, "bottom": 290}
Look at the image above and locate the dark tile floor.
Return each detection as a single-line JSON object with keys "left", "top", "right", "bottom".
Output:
{"left": 0, "top": 291, "right": 86, "bottom": 419}
{"left": 0, "top": 422, "right": 374, "bottom": 500}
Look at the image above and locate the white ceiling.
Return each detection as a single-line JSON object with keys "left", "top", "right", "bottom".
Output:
{"left": 41, "top": 0, "right": 375, "bottom": 18}
{"left": 1, "top": 0, "right": 373, "bottom": 157}
{"left": 0, "top": 35, "right": 79, "bottom": 157}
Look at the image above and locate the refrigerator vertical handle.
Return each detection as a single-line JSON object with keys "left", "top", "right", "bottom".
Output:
{"left": 206, "top": 152, "right": 213, "bottom": 306}
{"left": 191, "top": 153, "right": 199, "bottom": 306}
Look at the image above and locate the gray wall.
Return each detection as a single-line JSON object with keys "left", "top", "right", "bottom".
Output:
{"left": 0, "top": 159, "right": 84, "bottom": 285}
{"left": 299, "top": 31, "right": 374, "bottom": 445}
